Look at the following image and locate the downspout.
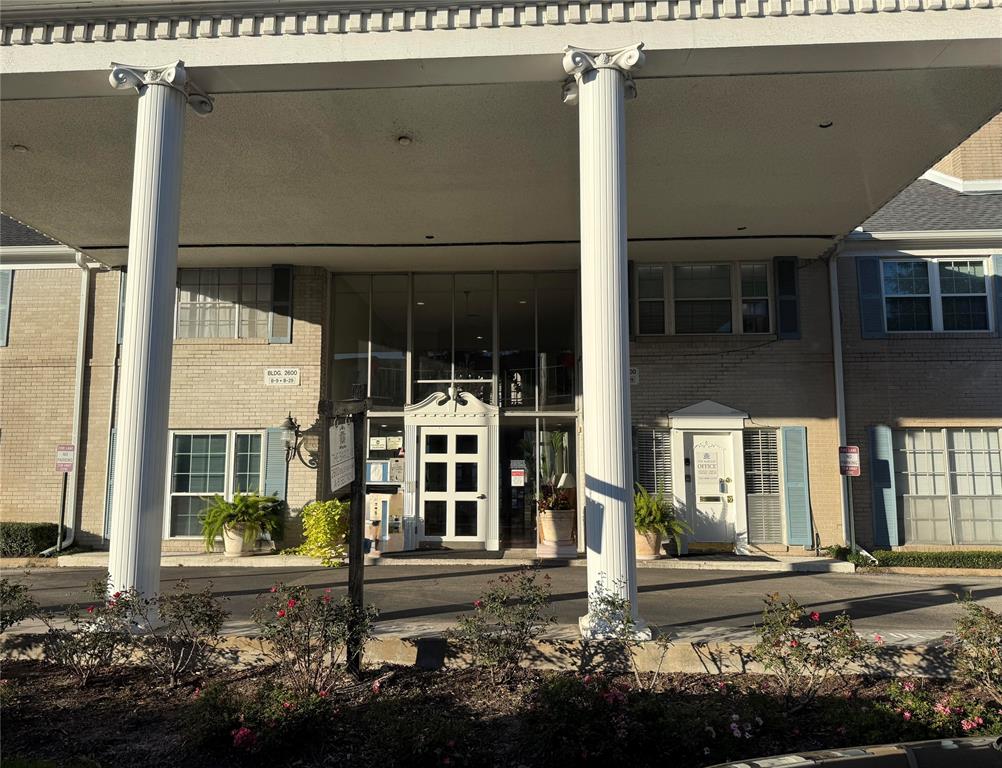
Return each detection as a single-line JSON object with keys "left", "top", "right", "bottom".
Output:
{"left": 42, "top": 252, "right": 107, "bottom": 555}
{"left": 827, "top": 246, "right": 878, "bottom": 565}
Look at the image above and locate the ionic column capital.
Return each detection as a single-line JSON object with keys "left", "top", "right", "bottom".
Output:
{"left": 561, "top": 43, "right": 645, "bottom": 105}
{"left": 109, "top": 60, "right": 213, "bottom": 115}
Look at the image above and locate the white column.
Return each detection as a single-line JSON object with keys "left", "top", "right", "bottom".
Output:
{"left": 563, "top": 44, "right": 647, "bottom": 636}
{"left": 106, "top": 61, "right": 212, "bottom": 597}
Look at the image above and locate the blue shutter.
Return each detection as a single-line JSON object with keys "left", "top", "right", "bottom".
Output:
{"left": 868, "top": 425, "right": 899, "bottom": 547}
{"left": 116, "top": 270, "right": 127, "bottom": 345}
{"left": 103, "top": 427, "right": 117, "bottom": 539}
{"left": 993, "top": 254, "right": 1002, "bottom": 337}
{"left": 781, "top": 426, "right": 813, "bottom": 546}
{"left": 264, "top": 428, "right": 288, "bottom": 500}
{"left": 856, "top": 256, "right": 886, "bottom": 339}
{"left": 0, "top": 270, "right": 13, "bottom": 347}
{"left": 774, "top": 257, "right": 800, "bottom": 339}
{"left": 269, "top": 265, "right": 293, "bottom": 344}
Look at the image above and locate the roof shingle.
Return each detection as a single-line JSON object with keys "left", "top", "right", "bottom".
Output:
{"left": 0, "top": 213, "right": 59, "bottom": 247}
{"left": 861, "top": 178, "right": 1002, "bottom": 233}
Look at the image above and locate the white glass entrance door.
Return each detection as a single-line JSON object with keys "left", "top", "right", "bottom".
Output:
{"left": 419, "top": 426, "right": 487, "bottom": 543}
{"left": 683, "top": 432, "right": 736, "bottom": 544}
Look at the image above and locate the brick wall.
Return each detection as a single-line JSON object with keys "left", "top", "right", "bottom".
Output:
{"left": 933, "top": 112, "right": 1002, "bottom": 182}
{"left": 837, "top": 256, "right": 1002, "bottom": 548}
{"left": 629, "top": 258, "right": 843, "bottom": 548}
{"left": 0, "top": 267, "right": 82, "bottom": 531}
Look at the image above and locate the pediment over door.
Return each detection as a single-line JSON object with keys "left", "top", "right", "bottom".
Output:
{"left": 404, "top": 386, "right": 499, "bottom": 426}
{"left": 669, "top": 400, "right": 748, "bottom": 431}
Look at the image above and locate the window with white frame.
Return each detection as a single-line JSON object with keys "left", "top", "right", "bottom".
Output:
{"left": 635, "top": 262, "right": 772, "bottom": 336}
{"left": 893, "top": 427, "right": 1002, "bottom": 545}
{"left": 881, "top": 258, "right": 990, "bottom": 333}
{"left": 176, "top": 268, "right": 273, "bottom": 339}
{"left": 168, "top": 432, "right": 264, "bottom": 536}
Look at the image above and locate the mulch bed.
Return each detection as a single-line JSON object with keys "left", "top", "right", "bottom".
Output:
{"left": 1, "top": 660, "right": 995, "bottom": 768}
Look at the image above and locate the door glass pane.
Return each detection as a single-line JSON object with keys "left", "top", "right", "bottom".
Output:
{"left": 370, "top": 275, "right": 408, "bottom": 408}
{"left": 499, "top": 273, "right": 536, "bottom": 408}
{"left": 455, "top": 462, "right": 478, "bottom": 492}
{"left": 425, "top": 434, "right": 447, "bottom": 454}
{"left": 455, "top": 501, "right": 478, "bottom": 536}
{"left": 424, "top": 501, "right": 446, "bottom": 536}
{"left": 456, "top": 434, "right": 478, "bottom": 454}
{"left": 536, "top": 273, "right": 576, "bottom": 409}
{"left": 424, "top": 462, "right": 447, "bottom": 492}
{"left": 413, "top": 274, "right": 452, "bottom": 384}
{"left": 332, "top": 275, "right": 370, "bottom": 401}
{"left": 454, "top": 273, "right": 493, "bottom": 382}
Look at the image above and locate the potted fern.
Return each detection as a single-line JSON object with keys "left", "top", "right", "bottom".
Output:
{"left": 633, "top": 484, "right": 690, "bottom": 560}
{"left": 200, "top": 493, "right": 284, "bottom": 557}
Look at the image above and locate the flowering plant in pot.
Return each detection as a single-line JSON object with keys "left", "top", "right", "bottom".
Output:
{"left": 536, "top": 488, "right": 575, "bottom": 545}
{"left": 200, "top": 493, "right": 285, "bottom": 557}
{"left": 633, "top": 484, "right": 689, "bottom": 560}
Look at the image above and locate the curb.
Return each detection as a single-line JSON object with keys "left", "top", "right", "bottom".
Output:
{"left": 0, "top": 557, "right": 60, "bottom": 570}
{"left": 856, "top": 566, "right": 1002, "bottom": 578}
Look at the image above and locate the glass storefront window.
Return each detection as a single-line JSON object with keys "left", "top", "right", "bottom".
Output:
{"left": 370, "top": 275, "right": 408, "bottom": 408}
{"left": 537, "top": 273, "right": 576, "bottom": 410}
{"left": 454, "top": 273, "right": 493, "bottom": 382}
{"left": 499, "top": 273, "right": 536, "bottom": 409}
{"left": 332, "top": 275, "right": 370, "bottom": 401}
{"left": 413, "top": 274, "right": 452, "bottom": 384}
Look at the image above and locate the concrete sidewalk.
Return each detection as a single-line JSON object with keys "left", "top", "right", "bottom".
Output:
{"left": 49, "top": 550, "right": 856, "bottom": 573}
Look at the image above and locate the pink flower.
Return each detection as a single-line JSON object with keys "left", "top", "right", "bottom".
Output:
{"left": 86, "top": 606, "right": 94, "bottom": 614}
{"left": 318, "top": 690, "right": 328, "bottom": 698}
{"left": 902, "top": 711, "right": 912, "bottom": 721}
{"left": 276, "top": 609, "right": 286, "bottom": 618}
{"left": 473, "top": 599, "right": 483, "bottom": 609}
{"left": 193, "top": 688, "right": 201, "bottom": 698}
{"left": 323, "top": 595, "right": 331, "bottom": 603}
{"left": 902, "top": 681, "right": 915, "bottom": 692}
{"left": 810, "top": 611, "right": 821, "bottom": 622}
{"left": 231, "top": 726, "right": 256, "bottom": 749}
{"left": 874, "top": 634, "right": 884, "bottom": 645}
{"left": 282, "top": 701, "right": 294, "bottom": 710}
{"left": 287, "top": 598, "right": 297, "bottom": 608}
{"left": 961, "top": 717, "right": 983, "bottom": 732}
{"left": 270, "top": 586, "right": 278, "bottom": 593}
{"left": 790, "top": 639, "right": 799, "bottom": 648}
{"left": 372, "top": 680, "right": 381, "bottom": 694}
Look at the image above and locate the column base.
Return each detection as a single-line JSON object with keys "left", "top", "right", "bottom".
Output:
{"left": 578, "top": 612, "right": 652, "bottom": 641}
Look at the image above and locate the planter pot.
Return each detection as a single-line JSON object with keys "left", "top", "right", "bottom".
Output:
{"left": 222, "top": 524, "right": 253, "bottom": 557}
{"left": 538, "top": 509, "right": 575, "bottom": 545}
{"left": 635, "top": 530, "right": 663, "bottom": 560}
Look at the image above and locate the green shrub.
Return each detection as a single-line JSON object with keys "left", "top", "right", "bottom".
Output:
{"left": 252, "top": 583, "right": 377, "bottom": 695}
{"left": 946, "top": 598, "right": 1002, "bottom": 706}
{"left": 284, "top": 498, "right": 349, "bottom": 566}
{"left": 0, "top": 523, "right": 59, "bottom": 557}
{"left": 751, "top": 593, "right": 872, "bottom": 713}
{"left": 450, "top": 567, "right": 555, "bottom": 683}
{"left": 0, "top": 578, "right": 39, "bottom": 633}
{"left": 868, "top": 550, "right": 1002, "bottom": 569}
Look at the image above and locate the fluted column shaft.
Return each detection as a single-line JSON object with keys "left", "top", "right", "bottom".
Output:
{"left": 107, "top": 62, "right": 211, "bottom": 597}
{"left": 564, "top": 45, "right": 645, "bottom": 632}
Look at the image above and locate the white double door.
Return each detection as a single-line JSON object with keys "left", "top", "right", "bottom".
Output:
{"left": 419, "top": 426, "right": 487, "bottom": 542}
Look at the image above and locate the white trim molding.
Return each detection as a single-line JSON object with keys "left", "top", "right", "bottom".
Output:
{"left": 4, "top": 0, "right": 1001, "bottom": 47}
{"left": 921, "top": 169, "right": 1002, "bottom": 194}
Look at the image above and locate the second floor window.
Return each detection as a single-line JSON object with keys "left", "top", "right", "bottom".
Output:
{"left": 882, "top": 259, "right": 990, "bottom": 332}
{"left": 177, "top": 267, "right": 274, "bottom": 339}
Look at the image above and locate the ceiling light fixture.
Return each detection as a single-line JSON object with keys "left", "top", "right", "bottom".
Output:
{"left": 518, "top": 300, "right": 528, "bottom": 305}
{"left": 424, "top": 234, "right": 435, "bottom": 240}
{"left": 11, "top": 144, "right": 29, "bottom": 153}
{"left": 416, "top": 301, "right": 425, "bottom": 306}
{"left": 737, "top": 226, "right": 747, "bottom": 231}
{"left": 397, "top": 135, "right": 413, "bottom": 146}
{"left": 818, "top": 121, "right": 833, "bottom": 129}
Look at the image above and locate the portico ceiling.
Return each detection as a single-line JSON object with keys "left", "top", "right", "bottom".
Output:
{"left": 2, "top": 67, "right": 1001, "bottom": 269}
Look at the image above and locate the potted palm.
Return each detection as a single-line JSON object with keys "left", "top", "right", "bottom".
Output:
{"left": 200, "top": 493, "right": 285, "bottom": 557}
{"left": 633, "top": 484, "right": 690, "bottom": 560}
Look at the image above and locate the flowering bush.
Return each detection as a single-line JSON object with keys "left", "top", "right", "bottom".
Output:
{"left": 284, "top": 499, "right": 350, "bottom": 567}
{"left": 450, "top": 568, "right": 555, "bottom": 683}
{"left": 585, "top": 577, "right": 673, "bottom": 690}
{"left": 253, "top": 583, "right": 377, "bottom": 696}
{"left": 884, "top": 678, "right": 1002, "bottom": 736}
{"left": 945, "top": 597, "right": 1002, "bottom": 706}
{"left": 751, "top": 593, "right": 871, "bottom": 713}
{"left": 0, "top": 578, "right": 39, "bottom": 633}
{"left": 40, "top": 577, "right": 133, "bottom": 686}
{"left": 126, "top": 581, "right": 229, "bottom": 686}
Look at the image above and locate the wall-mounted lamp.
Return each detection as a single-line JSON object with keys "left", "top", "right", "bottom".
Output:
{"left": 279, "top": 413, "right": 318, "bottom": 470}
